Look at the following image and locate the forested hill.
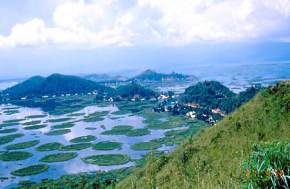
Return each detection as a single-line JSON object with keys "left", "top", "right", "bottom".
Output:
{"left": 130, "top": 69, "right": 197, "bottom": 82}
{"left": 180, "top": 80, "right": 261, "bottom": 113}
{"left": 117, "top": 80, "right": 290, "bottom": 189}
{"left": 2, "top": 74, "right": 113, "bottom": 98}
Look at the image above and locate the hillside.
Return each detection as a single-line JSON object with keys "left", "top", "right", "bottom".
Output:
{"left": 131, "top": 69, "right": 197, "bottom": 82}
{"left": 116, "top": 81, "right": 290, "bottom": 189}
{"left": 3, "top": 74, "right": 113, "bottom": 98}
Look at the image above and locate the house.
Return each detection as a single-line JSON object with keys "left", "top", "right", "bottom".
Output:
{"left": 186, "top": 111, "right": 196, "bottom": 119}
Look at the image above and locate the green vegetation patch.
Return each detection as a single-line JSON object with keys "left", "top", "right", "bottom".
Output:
{"left": 3, "top": 119, "right": 25, "bottom": 123}
{"left": 92, "top": 141, "right": 122, "bottom": 150}
{"left": 45, "top": 129, "right": 71, "bottom": 136}
{"left": 83, "top": 111, "right": 109, "bottom": 122}
{"left": 48, "top": 118, "right": 72, "bottom": 123}
{"left": 85, "top": 127, "right": 97, "bottom": 130}
{"left": 6, "top": 140, "right": 40, "bottom": 150}
{"left": 82, "top": 154, "right": 130, "bottom": 166}
{"left": 0, "top": 122, "right": 19, "bottom": 128}
{"left": 126, "top": 128, "right": 150, "bottom": 137}
{"left": 61, "top": 143, "right": 92, "bottom": 151}
{"left": 146, "top": 116, "right": 187, "bottom": 130}
{"left": 242, "top": 142, "right": 290, "bottom": 189}
{"left": 3, "top": 110, "right": 19, "bottom": 115}
{"left": 51, "top": 122, "right": 75, "bottom": 129}
{"left": 0, "top": 128, "right": 17, "bottom": 134}
{"left": 0, "top": 151, "right": 33, "bottom": 161}
{"left": 67, "top": 113, "right": 86, "bottom": 117}
{"left": 0, "top": 133, "right": 24, "bottom": 145}
{"left": 69, "top": 135, "right": 96, "bottom": 143}
{"left": 131, "top": 140, "right": 162, "bottom": 151}
{"left": 23, "top": 124, "right": 47, "bottom": 130}
{"left": 22, "top": 120, "right": 42, "bottom": 126}
{"left": 40, "top": 152, "right": 77, "bottom": 163}
{"left": 101, "top": 125, "right": 133, "bottom": 135}
{"left": 25, "top": 114, "right": 47, "bottom": 119}
{"left": 11, "top": 164, "right": 49, "bottom": 176}
{"left": 111, "top": 110, "right": 131, "bottom": 115}
{"left": 36, "top": 142, "right": 63, "bottom": 151}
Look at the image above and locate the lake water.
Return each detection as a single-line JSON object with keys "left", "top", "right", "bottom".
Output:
{"left": 0, "top": 104, "right": 178, "bottom": 188}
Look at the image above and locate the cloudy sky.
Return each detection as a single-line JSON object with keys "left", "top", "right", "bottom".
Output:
{"left": 0, "top": 0, "right": 290, "bottom": 78}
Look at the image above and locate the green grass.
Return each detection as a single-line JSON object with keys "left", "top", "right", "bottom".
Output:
{"left": 40, "top": 152, "right": 77, "bottom": 162}
{"left": 131, "top": 140, "right": 162, "bottom": 151}
{"left": 0, "top": 151, "right": 33, "bottom": 161}
{"left": 60, "top": 143, "right": 92, "bottom": 151}
{"left": 101, "top": 125, "right": 133, "bottom": 135}
{"left": 36, "top": 142, "right": 63, "bottom": 151}
{"left": 117, "top": 81, "right": 290, "bottom": 189}
{"left": 51, "top": 122, "right": 75, "bottom": 129}
{"left": 48, "top": 118, "right": 72, "bottom": 123}
{"left": 23, "top": 124, "right": 47, "bottom": 130}
{"left": 22, "top": 120, "right": 42, "bottom": 126}
{"left": 0, "top": 128, "right": 17, "bottom": 134}
{"left": 0, "top": 133, "right": 24, "bottom": 145}
{"left": 126, "top": 128, "right": 150, "bottom": 137}
{"left": 11, "top": 164, "right": 49, "bottom": 176}
{"left": 69, "top": 135, "right": 96, "bottom": 143}
{"left": 92, "top": 141, "right": 122, "bottom": 150}
{"left": 5, "top": 140, "right": 40, "bottom": 150}
{"left": 45, "top": 129, "right": 71, "bottom": 136}
{"left": 82, "top": 154, "right": 130, "bottom": 166}
{"left": 25, "top": 114, "right": 47, "bottom": 119}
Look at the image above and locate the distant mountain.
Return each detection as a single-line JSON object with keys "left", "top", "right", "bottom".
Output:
{"left": 130, "top": 69, "right": 197, "bottom": 82}
{"left": 3, "top": 74, "right": 113, "bottom": 98}
{"left": 84, "top": 74, "right": 128, "bottom": 83}
{"left": 180, "top": 80, "right": 261, "bottom": 113}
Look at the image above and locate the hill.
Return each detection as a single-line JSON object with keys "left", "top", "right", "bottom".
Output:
{"left": 131, "top": 69, "right": 197, "bottom": 82}
{"left": 180, "top": 81, "right": 261, "bottom": 113}
{"left": 116, "top": 83, "right": 157, "bottom": 100}
{"left": 3, "top": 74, "right": 113, "bottom": 98}
{"left": 116, "top": 81, "right": 290, "bottom": 188}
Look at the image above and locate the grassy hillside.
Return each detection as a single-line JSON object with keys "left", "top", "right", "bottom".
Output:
{"left": 116, "top": 81, "right": 290, "bottom": 189}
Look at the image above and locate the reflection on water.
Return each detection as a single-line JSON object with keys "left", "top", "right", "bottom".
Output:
{"left": 0, "top": 104, "right": 176, "bottom": 188}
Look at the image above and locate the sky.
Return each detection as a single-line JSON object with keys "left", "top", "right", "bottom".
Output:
{"left": 0, "top": 0, "right": 290, "bottom": 79}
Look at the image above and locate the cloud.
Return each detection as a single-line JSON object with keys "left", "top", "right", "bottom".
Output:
{"left": 0, "top": 0, "right": 289, "bottom": 48}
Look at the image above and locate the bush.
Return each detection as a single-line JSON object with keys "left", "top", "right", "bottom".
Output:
{"left": 242, "top": 142, "right": 290, "bottom": 189}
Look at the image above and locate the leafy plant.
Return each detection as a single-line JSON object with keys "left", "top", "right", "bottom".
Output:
{"left": 242, "top": 142, "right": 290, "bottom": 189}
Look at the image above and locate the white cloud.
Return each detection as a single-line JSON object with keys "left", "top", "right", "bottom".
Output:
{"left": 0, "top": 0, "right": 289, "bottom": 48}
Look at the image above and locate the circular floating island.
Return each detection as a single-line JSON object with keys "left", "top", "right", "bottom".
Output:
{"left": 92, "top": 141, "right": 122, "bottom": 150}
{"left": 40, "top": 152, "right": 77, "bottom": 163}
{"left": 82, "top": 154, "right": 130, "bottom": 166}
{"left": 0, "top": 151, "right": 33, "bottom": 161}
{"left": 11, "top": 164, "right": 49, "bottom": 176}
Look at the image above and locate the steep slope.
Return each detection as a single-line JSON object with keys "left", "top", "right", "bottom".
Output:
{"left": 3, "top": 74, "right": 113, "bottom": 98}
{"left": 117, "top": 81, "right": 290, "bottom": 189}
